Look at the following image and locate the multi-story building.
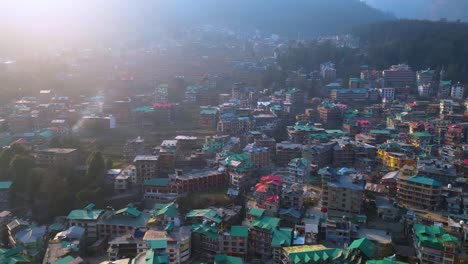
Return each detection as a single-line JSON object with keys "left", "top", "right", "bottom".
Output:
{"left": 382, "top": 64, "right": 415, "bottom": 87}
{"left": 285, "top": 88, "right": 307, "bottom": 115}
{"left": 379, "top": 87, "right": 395, "bottom": 102}
{"left": 332, "top": 140, "right": 355, "bottom": 167}
{"left": 134, "top": 155, "right": 160, "bottom": 185}
{"left": 320, "top": 167, "right": 365, "bottom": 219}
{"left": 199, "top": 107, "right": 219, "bottom": 128}
{"left": 330, "top": 88, "right": 370, "bottom": 102}
{"left": 417, "top": 69, "right": 435, "bottom": 86}
{"left": 320, "top": 62, "right": 336, "bottom": 81}
{"left": 413, "top": 224, "right": 459, "bottom": 264}
{"left": 248, "top": 214, "right": 283, "bottom": 259}
{"left": 397, "top": 176, "right": 442, "bottom": 211}
{"left": 123, "top": 136, "right": 145, "bottom": 162}
{"left": 275, "top": 142, "right": 303, "bottom": 166}
{"left": 35, "top": 148, "right": 79, "bottom": 167}
{"left": 143, "top": 227, "right": 192, "bottom": 264}
{"left": 97, "top": 206, "right": 150, "bottom": 239}
{"left": 438, "top": 80, "right": 452, "bottom": 98}
{"left": 66, "top": 203, "right": 104, "bottom": 242}
{"left": 224, "top": 153, "right": 253, "bottom": 189}
{"left": 317, "top": 103, "right": 342, "bottom": 129}
{"left": 219, "top": 226, "right": 249, "bottom": 260}
{"left": 280, "top": 183, "right": 304, "bottom": 211}
{"left": 143, "top": 169, "right": 229, "bottom": 205}
{"left": 243, "top": 144, "right": 271, "bottom": 170}
{"left": 0, "top": 181, "right": 12, "bottom": 211}
{"left": 287, "top": 158, "right": 310, "bottom": 184}
{"left": 451, "top": 82, "right": 465, "bottom": 99}
{"left": 302, "top": 142, "right": 335, "bottom": 168}
{"left": 418, "top": 84, "right": 432, "bottom": 97}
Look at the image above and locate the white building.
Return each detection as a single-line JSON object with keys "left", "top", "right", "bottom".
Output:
{"left": 417, "top": 84, "right": 431, "bottom": 97}
{"left": 320, "top": 62, "right": 336, "bottom": 81}
{"left": 451, "top": 82, "right": 465, "bottom": 99}
{"left": 378, "top": 87, "right": 395, "bottom": 101}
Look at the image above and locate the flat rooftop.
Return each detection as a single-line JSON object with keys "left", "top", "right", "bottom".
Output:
{"left": 38, "top": 148, "right": 77, "bottom": 154}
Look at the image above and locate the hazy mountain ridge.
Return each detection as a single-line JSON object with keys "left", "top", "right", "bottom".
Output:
{"left": 365, "top": 0, "right": 468, "bottom": 21}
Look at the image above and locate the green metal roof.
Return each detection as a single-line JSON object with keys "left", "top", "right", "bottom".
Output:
{"left": 414, "top": 224, "right": 457, "bottom": 250}
{"left": 348, "top": 238, "right": 377, "bottom": 258}
{"left": 132, "top": 106, "right": 155, "bottom": 113}
{"left": 66, "top": 207, "right": 104, "bottom": 220}
{"left": 186, "top": 209, "right": 222, "bottom": 224}
{"left": 248, "top": 208, "right": 265, "bottom": 218}
{"left": 230, "top": 226, "right": 248, "bottom": 237}
{"left": 54, "top": 255, "right": 75, "bottom": 264}
{"left": 406, "top": 176, "right": 442, "bottom": 187}
{"left": 49, "top": 223, "right": 64, "bottom": 231}
{"left": 154, "top": 202, "right": 178, "bottom": 218}
{"left": 0, "top": 181, "right": 12, "bottom": 189}
{"left": 411, "top": 131, "right": 431, "bottom": 138}
{"left": 287, "top": 88, "right": 302, "bottom": 94}
{"left": 191, "top": 223, "right": 219, "bottom": 239}
{"left": 147, "top": 238, "right": 168, "bottom": 249}
{"left": 116, "top": 207, "right": 141, "bottom": 217}
{"left": 144, "top": 249, "right": 169, "bottom": 264}
{"left": 369, "top": 130, "right": 390, "bottom": 135}
{"left": 250, "top": 216, "right": 280, "bottom": 233}
{"left": 200, "top": 109, "right": 218, "bottom": 115}
{"left": 144, "top": 178, "right": 170, "bottom": 187}
{"left": 214, "top": 254, "right": 243, "bottom": 264}
{"left": 272, "top": 228, "right": 293, "bottom": 247}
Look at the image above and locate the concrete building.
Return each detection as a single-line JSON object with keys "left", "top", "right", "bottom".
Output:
{"left": 382, "top": 64, "right": 415, "bottom": 87}
{"left": 275, "top": 142, "right": 303, "bottom": 166}
{"left": 123, "top": 137, "right": 145, "bottom": 162}
{"left": 317, "top": 103, "right": 342, "bottom": 129}
{"left": 243, "top": 144, "right": 271, "bottom": 170}
{"left": 418, "top": 84, "right": 431, "bottom": 97}
{"left": 287, "top": 158, "right": 310, "bottom": 184}
{"left": 66, "top": 203, "right": 104, "bottom": 242}
{"left": 134, "top": 155, "right": 160, "bottom": 185}
{"left": 413, "top": 224, "right": 459, "bottom": 264}
{"left": 379, "top": 87, "right": 395, "bottom": 102}
{"left": 397, "top": 176, "right": 442, "bottom": 211}
{"left": 320, "top": 167, "right": 365, "bottom": 219}
{"left": 97, "top": 206, "right": 150, "bottom": 239}
{"left": 35, "top": 148, "right": 79, "bottom": 167}
{"left": 320, "top": 62, "right": 336, "bottom": 81}
{"left": 417, "top": 69, "right": 434, "bottom": 86}
{"left": 451, "top": 82, "right": 465, "bottom": 100}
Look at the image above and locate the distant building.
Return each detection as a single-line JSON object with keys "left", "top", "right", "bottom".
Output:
{"left": 0, "top": 181, "right": 12, "bottom": 211}
{"left": 35, "top": 148, "right": 79, "bottom": 167}
{"left": 123, "top": 136, "right": 145, "bottom": 162}
{"left": 378, "top": 87, "right": 395, "bottom": 101}
{"left": 451, "top": 82, "right": 465, "bottom": 99}
{"left": 275, "top": 142, "right": 303, "bottom": 166}
{"left": 320, "top": 62, "right": 336, "bottom": 81}
{"left": 134, "top": 155, "right": 160, "bottom": 185}
{"left": 418, "top": 84, "right": 431, "bottom": 97}
{"left": 416, "top": 69, "right": 434, "bottom": 86}
{"left": 382, "top": 64, "right": 415, "bottom": 87}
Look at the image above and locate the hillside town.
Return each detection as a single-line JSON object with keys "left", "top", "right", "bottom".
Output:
{"left": 0, "top": 26, "right": 467, "bottom": 264}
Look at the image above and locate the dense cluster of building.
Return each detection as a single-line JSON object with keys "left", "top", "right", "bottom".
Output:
{"left": 0, "top": 34, "right": 468, "bottom": 264}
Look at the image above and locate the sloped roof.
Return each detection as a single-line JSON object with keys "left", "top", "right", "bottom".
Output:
{"left": 214, "top": 254, "right": 243, "bottom": 264}
{"left": 248, "top": 208, "right": 265, "bottom": 218}
{"left": 348, "top": 238, "right": 377, "bottom": 258}
{"left": 186, "top": 209, "right": 222, "bottom": 224}
{"left": 272, "top": 228, "right": 293, "bottom": 247}
{"left": 154, "top": 202, "right": 178, "bottom": 218}
{"left": 230, "top": 226, "right": 248, "bottom": 238}
{"left": 250, "top": 216, "right": 280, "bottom": 233}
